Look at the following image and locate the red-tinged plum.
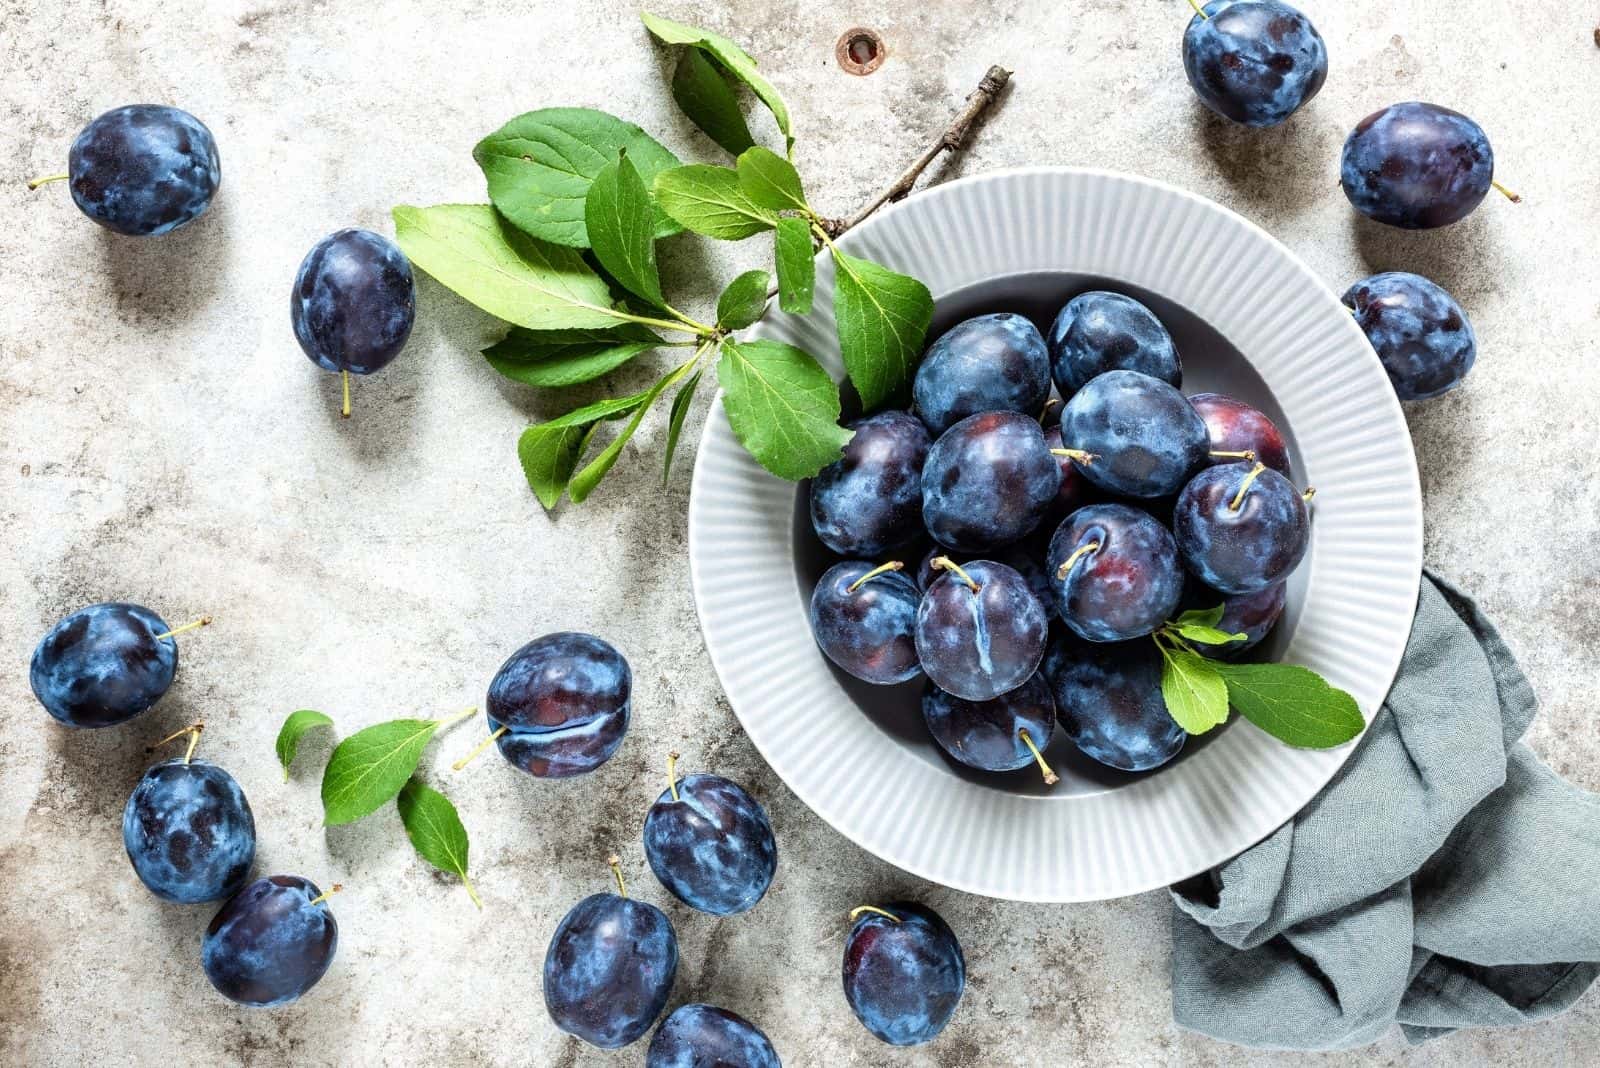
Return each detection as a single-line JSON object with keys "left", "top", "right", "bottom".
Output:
{"left": 809, "top": 411, "right": 931, "bottom": 557}
{"left": 915, "top": 559, "right": 1048, "bottom": 701}
{"left": 810, "top": 561, "right": 922, "bottom": 685}
{"left": 202, "top": 876, "right": 338, "bottom": 1007}
{"left": 1189, "top": 392, "right": 1291, "bottom": 477}
{"left": 486, "top": 632, "right": 630, "bottom": 777}
{"left": 912, "top": 313, "right": 1051, "bottom": 435}
{"left": 1044, "top": 634, "right": 1186, "bottom": 772}
{"left": 1058, "top": 370, "right": 1208, "bottom": 499}
{"left": 1048, "top": 504, "right": 1184, "bottom": 643}
{"left": 843, "top": 903, "right": 965, "bottom": 1047}
{"left": 1340, "top": 102, "right": 1507, "bottom": 230}
{"left": 921, "top": 411, "right": 1061, "bottom": 552}
{"left": 921, "top": 672, "right": 1059, "bottom": 782}
{"left": 1174, "top": 462, "right": 1309, "bottom": 594}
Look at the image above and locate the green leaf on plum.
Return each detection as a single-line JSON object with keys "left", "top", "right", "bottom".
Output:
{"left": 662, "top": 368, "right": 704, "bottom": 485}
{"left": 396, "top": 778, "right": 481, "bottom": 909}
{"left": 773, "top": 216, "right": 815, "bottom": 314}
{"left": 654, "top": 165, "right": 778, "bottom": 240}
{"left": 671, "top": 47, "right": 756, "bottom": 156}
{"left": 483, "top": 324, "right": 663, "bottom": 389}
{"left": 1159, "top": 648, "right": 1231, "bottom": 734}
{"left": 641, "top": 12, "right": 794, "bottom": 151}
{"left": 473, "top": 108, "right": 681, "bottom": 247}
{"left": 275, "top": 709, "right": 334, "bottom": 782}
{"left": 321, "top": 709, "right": 473, "bottom": 826}
{"left": 830, "top": 248, "right": 934, "bottom": 410}
{"left": 1215, "top": 662, "right": 1365, "bottom": 749}
{"left": 736, "top": 146, "right": 807, "bottom": 212}
{"left": 584, "top": 152, "right": 667, "bottom": 308}
{"left": 717, "top": 337, "right": 852, "bottom": 480}
{"left": 716, "top": 269, "right": 771, "bottom": 330}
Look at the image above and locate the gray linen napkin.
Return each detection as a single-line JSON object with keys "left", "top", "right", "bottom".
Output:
{"left": 1169, "top": 572, "right": 1600, "bottom": 1049}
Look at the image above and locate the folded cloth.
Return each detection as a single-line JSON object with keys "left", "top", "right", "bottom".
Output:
{"left": 1170, "top": 571, "right": 1600, "bottom": 1049}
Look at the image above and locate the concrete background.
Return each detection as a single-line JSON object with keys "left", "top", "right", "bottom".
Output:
{"left": 3, "top": 1, "right": 1597, "bottom": 1065}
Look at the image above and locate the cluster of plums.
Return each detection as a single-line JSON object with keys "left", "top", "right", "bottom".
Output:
{"left": 30, "top": 603, "right": 340, "bottom": 1006}
{"left": 30, "top": 105, "right": 416, "bottom": 415}
{"left": 809, "top": 295, "right": 1321, "bottom": 774}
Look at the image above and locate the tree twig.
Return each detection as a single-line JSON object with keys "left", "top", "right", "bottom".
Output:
{"left": 821, "top": 65, "right": 1012, "bottom": 238}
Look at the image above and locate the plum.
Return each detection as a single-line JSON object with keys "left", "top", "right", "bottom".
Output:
{"left": 1048, "top": 504, "right": 1184, "bottom": 642}
{"left": 912, "top": 313, "right": 1051, "bottom": 435}
{"left": 1174, "top": 462, "right": 1309, "bottom": 594}
{"left": 921, "top": 411, "right": 1061, "bottom": 552}
{"left": 915, "top": 559, "right": 1048, "bottom": 701}
{"left": 843, "top": 903, "right": 965, "bottom": 1046}
{"left": 809, "top": 411, "right": 930, "bottom": 556}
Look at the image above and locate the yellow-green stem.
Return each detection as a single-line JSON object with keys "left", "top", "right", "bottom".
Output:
{"left": 1209, "top": 450, "right": 1256, "bottom": 462}
{"left": 27, "top": 173, "right": 68, "bottom": 190}
{"left": 1056, "top": 541, "right": 1101, "bottom": 580}
{"left": 341, "top": 370, "right": 351, "bottom": 419}
{"left": 309, "top": 883, "right": 344, "bottom": 907}
{"left": 608, "top": 855, "right": 628, "bottom": 898}
{"left": 1019, "top": 729, "right": 1059, "bottom": 786}
{"left": 668, "top": 750, "right": 681, "bottom": 802}
{"left": 849, "top": 905, "right": 901, "bottom": 923}
{"left": 154, "top": 616, "right": 212, "bottom": 642}
{"left": 930, "top": 556, "right": 980, "bottom": 593}
{"left": 452, "top": 725, "right": 508, "bottom": 771}
{"left": 847, "top": 560, "right": 904, "bottom": 593}
{"left": 1229, "top": 462, "right": 1268, "bottom": 512}
{"left": 1051, "top": 447, "right": 1098, "bottom": 465}
{"left": 1186, "top": 0, "right": 1209, "bottom": 17}
{"left": 1492, "top": 180, "right": 1522, "bottom": 203}
{"left": 147, "top": 722, "right": 205, "bottom": 762}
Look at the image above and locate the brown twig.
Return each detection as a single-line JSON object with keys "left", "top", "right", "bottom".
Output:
{"left": 820, "top": 65, "right": 1012, "bottom": 238}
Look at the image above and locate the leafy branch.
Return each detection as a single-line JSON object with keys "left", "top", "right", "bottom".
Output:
{"left": 392, "top": 12, "right": 1011, "bottom": 509}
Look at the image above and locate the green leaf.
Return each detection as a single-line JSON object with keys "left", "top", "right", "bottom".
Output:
{"left": 585, "top": 153, "right": 666, "bottom": 309}
{"left": 736, "top": 147, "right": 806, "bottom": 212}
{"left": 716, "top": 270, "right": 770, "bottom": 330}
{"left": 1174, "top": 606, "right": 1225, "bottom": 628}
{"left": 1215, "top": 662, "right": 1366, "bottom": 749}
{"left": 671, "top": 48, "right": 756, "bottom": 155}
{"left": 1160, "top": 648, "right": 1231, "bottom": 735}
{"left": 569, "top": 358, "right": 700, "bottom": 502}
{"left": 1174, "top": 623, "right": 1250, "bottom": 646}
{"left": 663, "top": 368, "right": 704, "bottom": 485}
{"left": 275, "top": 710, "right": 334, "bottom": 782}
{"left": 641, "top": 12, "right": 793, "bottom": 151}
{"left": 654, "top": 165, "right": 778, "bottom": 240}
{"left": 830, "top": 249, "right": 934, "bottom": 409}
{"left": 774, "top": 216, "right": 816, "bottom": 314}
{"left": 321, "top": 709, "right": 472, "bottom": 826}
{"left": 483, "top": 325, "right": 662, "bottom": 388}
{"left": 392, "top": 204, "right": 623, "bottom": 331}
{"left": 517, "top": 389, "right": 655, "bottom": 509}
{"left": 472, "top": 108, "right": 681, "bottom": 247}
{"left": 717, "top": 338, "right": 852, "bottom": 480}
{"left": 396, "top": 778, "right": 481, "bottom": 909}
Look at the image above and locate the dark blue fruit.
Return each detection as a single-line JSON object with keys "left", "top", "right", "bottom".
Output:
{"left": 1341, "top": 102, "right": 1499, "bottom": 230}
{"left": 810, "top": 561, "right": 923, "bottom": 685}
{"left": 30, "top": 603, "right": 177, "bottom": 728}
{"left": 1342, "top": 272, "right": 1477, "bottom": 400}
{"left": 1174, "top": 462, "right": 1309, "bottom": 594}
{"left": 1182, "top": 1, "right": 1328, "bottom": 128}
{"left": 644, "top": 761, "right": 777, "bottom": 916}
{"left": 1044, "top": 635, "right": 1186, "bottom": 772}
{"left": 1047, "top": 292, "right": 1180, "bottom": 398}
{"left": 487, "top": 632, "right": 630, "bottom": 777}
{"left": 60, "top": 105, "right": 220, "bottom": 236}
{"left": 922, "top": 672, "right": 1058, "bottom": 782}
{"left": 292, "top": 229, "right": 416, "bottom": 376}
{"left": 921, "top": 411, "right": 1061, "bottom": 552}
{"left": 1188, "top": 581, "right": 1287, "bottom": 660}
{"left": 544, "top": 871, "right": 678, "bottom": 1049}
{"left": 912, "top": 313, "right": 1051, "bottom": 435}
{"left": 843, "top": 903, "right": 965, "bottom": 1046}
{"left": 647, "top": 1004, "right": 782, "bottom": 1068}
{"left": 915, "top": 559, "right": 1048, "bottom": 701}
{"left": 1189, "top": 392, "right": 1291, "bottom": 476}
{"left": 202, "top": 875, "right": 338, "bottom": 1007}
{"left": 124, "top": 756, "right": 255, "bottom": 904}
{"left": 1059, "top": 370, "right": 1207, "bottom": 499}
{"left": 810, "top": 411, "right": 931, "bottom": 557}
{"left": 1048, "top": 504, "right": 1184, "bottom": 642}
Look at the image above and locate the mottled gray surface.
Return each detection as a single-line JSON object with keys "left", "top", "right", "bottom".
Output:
{"left": 2, "top": 1, "right": 1597, "bottom": 1065}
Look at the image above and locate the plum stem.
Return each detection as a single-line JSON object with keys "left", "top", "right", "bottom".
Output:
{"left": 847, "top": 560, "right": 905, "bottom": 593}
{"left": 147, "top": 721, "right": 205, "bottom": 762}
{"left": 1185, "top": 0, "right": 1210, "bottom": 17}
{"left": 1039, "top": 397, "right": 1061, "bottom": 424}
{"left": 1229, "top": 462, "right": 1267, "bottom": 512}
{"left": 1051, "top": 447, "right": 1098, "bottom": 465}
{"left": 1491, "top": 180, "right": 1522, "bottom": 204}
{"left": 930, "top": 556, "right": 980, "bottom": 593}
{"left": 340, "top": 370, "right": 351, "bottom": 419}
{"left": 1209, "top": 449, "right": 1256, "bottom": 462}
{"left": 308, "top": 883, "right": 344, "bottom": 907}
{"left": 849, "top": 905, "right": 901, "bottom": 923}
{"left": 154, "top": 616, "right": 212, "bottom": 642}
{"left": 668, "top": 750, "right": 681, "bottom": 801}
{"left": 26, "top": 173, "right": 68, "bottom": 190}
{"left": 1303, "top": 486, "right": 1317, "bottom": 503}
{"left": 608, "top": 855, "right": 628, "bottom": 898}
{"left": 1056, "top": 541, "right": 1101, "bottom": 580}
{"left": 1018, "top": 729, "right": 1059, "bottom": 785}
{"left": 451, "top": 725, "right": 507, "bottom": 771}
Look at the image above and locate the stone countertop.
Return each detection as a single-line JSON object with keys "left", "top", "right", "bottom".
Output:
{"left": 3, "top": 1, "right": 1597, "bottom": 1065}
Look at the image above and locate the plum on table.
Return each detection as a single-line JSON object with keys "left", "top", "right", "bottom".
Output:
{"left": 921, "top": 671, "right": 1059, "bottom": 783}
{"left": 292, "top": 229, "right": 416, "bottom": 416}
{"left": 1182, "top": 1, "right": 1328, "bottom": 128}
{"left": 843, "top": 902, "right": 965, "bottom": 1047}
{"left": 647, "top": 1003, "right": 781, "bottom": 1068}
{"left": 202, "top": 876, "right": 339, "bottom": 1007}
{"left": 810, "top": 411, "right": 931, "bottom": 557}
{"left": 1342, "top": 272, "right": 1477, "bottom": 400}
{"left": 477, "top": 632, "right": 631, "bottom": 777}
{"left": 30, "top": 603, "right": 208, "bottom": 728}
{"left": 915, "top": 558, "right": 1048, "bottom": 701}
{"left": 643, "top": 754, "right": 777, "bottom": 916}
{"left": 912, "top": 313, "right": 1051, "bottom": 435}
{"left": 1340, "top": 102, "right": 1514, "bottom": 229}
{"left": 1044, "top": 634, "right": 1186, "bottom": 772}
{"left": 810, "top": 560, "right": 923, "bottom": 685}
{"left": 1048, "top": 503, "right": 1184, "bottom": 642}
{"left": 1047, "top": 292, "right": 1181, "bottom": 397}
{"left": 921, "top": 411, "right": 1061, "bottom": 552}
{"left": 1058, "top": 370, "right": 1208, "bottom": 499}
{"left": 1174, "top": 462, "right": 1309, "bottom": 594}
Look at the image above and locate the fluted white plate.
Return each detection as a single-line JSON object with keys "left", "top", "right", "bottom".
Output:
{"left": 688, "top": 167, "right": 1422, "bottom": 902}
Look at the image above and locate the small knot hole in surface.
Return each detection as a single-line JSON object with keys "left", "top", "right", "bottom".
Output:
{"left": 837, "top": 28, "right": 886, "bottom": 75}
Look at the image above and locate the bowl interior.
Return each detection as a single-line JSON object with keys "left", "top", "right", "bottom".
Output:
{"left": 791, "top": 270, "right": 1309, "bottom": 798}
